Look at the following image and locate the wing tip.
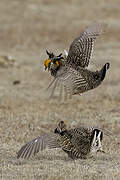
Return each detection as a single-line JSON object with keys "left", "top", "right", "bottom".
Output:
{"left": 85, "top": 22, "right": 107, "bottom": 34}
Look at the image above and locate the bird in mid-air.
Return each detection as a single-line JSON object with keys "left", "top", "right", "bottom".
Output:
{"left": 44, "top": 23, "right": 110, "bottom": 99}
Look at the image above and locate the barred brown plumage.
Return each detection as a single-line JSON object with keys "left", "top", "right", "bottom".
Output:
{"left": 17, "top": 121, "right": 104, "bottom": 159}
{"left": 44, "top": 23, "right": 110, "bottom": 99}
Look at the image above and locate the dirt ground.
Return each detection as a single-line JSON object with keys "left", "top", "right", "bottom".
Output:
{"left": 0, "top": 0, "right": 120, "bottom": 179}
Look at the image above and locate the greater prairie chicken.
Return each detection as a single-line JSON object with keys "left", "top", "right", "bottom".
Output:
{"left": 44, "top": 23, "right": 110, "bottom": 98}
{"left": 17, "top": 121, "right": 104, "bottom": 159}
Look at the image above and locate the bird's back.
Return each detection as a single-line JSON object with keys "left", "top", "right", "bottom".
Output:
{"left": 58, "top": 127, "right": 94, "bottom": 159}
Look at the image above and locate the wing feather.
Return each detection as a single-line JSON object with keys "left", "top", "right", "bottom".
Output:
{"left": 17, "top": 134, "right": 60, "bottom": 159}
{"left": 67, "top": 23, "right": 106, "bottom": 68}
{"left": 48, "top": 66, "right": 88, "bottom": 99}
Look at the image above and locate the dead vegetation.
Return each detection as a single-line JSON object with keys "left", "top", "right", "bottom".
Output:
{"left": 0, "top": 0, "right": 120, "bottom": 179}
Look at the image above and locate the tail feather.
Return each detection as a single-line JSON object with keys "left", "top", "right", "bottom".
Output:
{"left": 100, "top": 63, "right": 110, "bottom": 81}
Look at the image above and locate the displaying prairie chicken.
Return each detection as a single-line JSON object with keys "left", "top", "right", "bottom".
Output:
{"left": 17, "top": 121, "right": 104, "bottom": 159}
{"left": 44, "top": 23, "right": 110, "bottom": 98}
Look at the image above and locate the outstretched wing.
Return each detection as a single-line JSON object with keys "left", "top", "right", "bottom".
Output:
{"left": 17, "top": 134, "right": 60, "bottom": 159}
{"left": 67, "top": 23, "right": 106, "bottom": 68}
{"left": 48, "top": 66, "right": 88, "bottom": 100}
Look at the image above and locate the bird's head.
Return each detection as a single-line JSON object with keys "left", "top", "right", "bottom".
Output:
{"left": 44, "top": 50, "right": 64, "bottom": 74}
{"left": 54, "top": 121, "right": 67, "bottom": 135}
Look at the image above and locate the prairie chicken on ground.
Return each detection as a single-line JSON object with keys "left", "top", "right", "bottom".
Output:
{"left": 44, "top": 23, "right": 110, "bottom": 98}
{"left": 17, "top": 121, "right": 104, "bottom": 159}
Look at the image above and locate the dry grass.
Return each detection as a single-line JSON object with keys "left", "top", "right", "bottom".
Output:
{"left": 0, "top": 0, "right": 120, "bottom": 179}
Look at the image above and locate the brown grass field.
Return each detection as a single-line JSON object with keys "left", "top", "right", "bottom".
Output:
{"left": 0, "top": 0, "right": 120, "bottom": 179}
